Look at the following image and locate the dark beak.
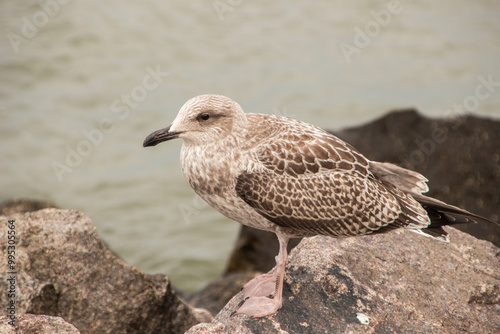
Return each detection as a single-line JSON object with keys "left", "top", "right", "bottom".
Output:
{"left": 143, "top": 125, "right": 183, "bottom": 147}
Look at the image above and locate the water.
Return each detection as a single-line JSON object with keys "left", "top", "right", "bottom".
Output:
{"left": 1, "top": 0, "right": 499, "bottom": 293}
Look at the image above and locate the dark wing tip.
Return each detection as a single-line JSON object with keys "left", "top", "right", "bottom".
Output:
{"left": 414, "top": 194, "right": 498, "bottom": 227}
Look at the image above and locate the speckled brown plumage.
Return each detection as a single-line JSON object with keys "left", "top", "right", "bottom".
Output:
{"left": 233, "top": 113, "right": 434, "bottom": 239}
{"left": 143, "top": 94, "right": 495, "bottom": 318}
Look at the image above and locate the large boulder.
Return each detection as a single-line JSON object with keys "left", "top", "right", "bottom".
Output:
{"left": 0, "top": 209, "right": 211, "bottom": 334}
{"left": 187, "top": 227, "right": 500, "bottom": 333}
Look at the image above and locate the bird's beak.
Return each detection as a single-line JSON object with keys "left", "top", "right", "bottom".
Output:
{"left": 143, "top": 125, "right": 183, "bottom": 147}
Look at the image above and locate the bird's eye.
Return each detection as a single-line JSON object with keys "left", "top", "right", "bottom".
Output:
{"left": 199, "top": 113, "right": 210, "bottom": 121}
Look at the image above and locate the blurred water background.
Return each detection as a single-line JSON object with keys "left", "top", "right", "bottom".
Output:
{"left": 1, "top": 0, "right": 499, "bottom": 293}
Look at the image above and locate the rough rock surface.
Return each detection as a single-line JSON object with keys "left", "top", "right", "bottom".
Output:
{"left": 224, "top": 228, "right": 302, "bottom": 276}
{"left": 0, "top": 209, "right": 212, "bottom": 334}
{"left": 187, "top": 273, "right": 259, "bottom": 316}
{"left": 0, "top": 314, "right": 80, "bottom": 334}
{"left": 187, "top": 228, "right": 500, "bottom": 333}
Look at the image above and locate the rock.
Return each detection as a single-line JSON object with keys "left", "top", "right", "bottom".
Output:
{"left": 187, "top": 273, "right": 259, "bottom": 316}
{"left": 335, "top": 109, "right": 500, "bottom": 246}
{"left": 224, "top": 228, "right": 301, "bottom": 275}
{"left": 0, "top": 314, "right": 80, "bottom": 334}
{"left": 0, "top": 198, "right": 56, "bottom": 216}
{"left": 0, "top": 209, "right": 212, "bottom": 334}
{"left": 187, "top": 227, "right": 500, "bottom": 333}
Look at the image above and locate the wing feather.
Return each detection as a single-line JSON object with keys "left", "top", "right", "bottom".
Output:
{"left": 236, "top": 169, "right": 416, "bottom": 237}
{"left": 245, "top": 114, "right": 371, "bottom": 178}
{"left": 238, "top": 114, "right": 431, "bottom": 237}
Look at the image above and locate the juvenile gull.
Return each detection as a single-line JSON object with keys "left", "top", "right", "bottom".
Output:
{"left": 143, "top": 94, "right": 496, "bottom": 318}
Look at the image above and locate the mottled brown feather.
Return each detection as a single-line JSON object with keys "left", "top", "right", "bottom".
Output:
{"left": 233, "top": 114, "right": 434, "bottom": 237}
{"left": 236, "top": 169, "right": 412, "bottom": 237}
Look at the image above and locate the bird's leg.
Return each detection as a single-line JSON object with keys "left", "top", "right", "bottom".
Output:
{"left": 236, "top": 234, "right": 289, "bottom": 318}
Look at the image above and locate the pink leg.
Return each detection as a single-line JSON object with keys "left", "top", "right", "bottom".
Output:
{"left": 236, "top": 234, "right": 289, "bottom": 318}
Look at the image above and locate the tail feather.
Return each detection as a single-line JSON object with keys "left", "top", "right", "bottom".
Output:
{"left": 410, "top": 193, "right": 498, "bottom": 242}
{"left": 370, "top": 162, "right": 429, "bottom": 194}
{"left": 412, "top": 193, "right": 497, "bottom": 227}
{"left": 369, "top": 161, "right": 498, "bottom": 241}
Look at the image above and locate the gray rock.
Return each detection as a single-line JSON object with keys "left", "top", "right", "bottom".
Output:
{"left": 0, "top": 314, "right": 80, "bottom": 334}
{"left": 335, "top": 109, "right": 500, "bottom": 246}
{"left": 0, "top": 209, "right": 212, "bottom": 334}
{"left": 187, "top": 228, "right": 500, "bottom": 333}
{"left": 187, "top": 273, "right": 259, "bottom": 316}
{"left": 224, "top": 228, "right": 301, "bottom": 276}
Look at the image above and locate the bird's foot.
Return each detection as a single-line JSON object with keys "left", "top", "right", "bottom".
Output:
{"left": 233, "top": 273, "right": 282, "bottom": 318}
{"left": 235, "top": 295, "right": 282, "bottom": 318}
{"left": 232, "top": 235, "right": 289, "bottom": 318}
{"left": 241, "top": 273, "right": 276, "bottom": 298}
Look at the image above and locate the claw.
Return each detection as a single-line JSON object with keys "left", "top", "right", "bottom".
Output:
{"left": 237, "top": 297, "right": 249, "bottom": 308}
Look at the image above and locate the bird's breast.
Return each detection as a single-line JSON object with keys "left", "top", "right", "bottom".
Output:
{"left": 179, "top": 144, "right": 276, "bottom": 232}
{"left": 180, "top": 144, "right": 244, "bottom": 197}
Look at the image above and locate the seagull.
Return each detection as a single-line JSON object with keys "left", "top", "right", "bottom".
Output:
{"left": 143, "top": 94, "right": 495, "bottom": 318}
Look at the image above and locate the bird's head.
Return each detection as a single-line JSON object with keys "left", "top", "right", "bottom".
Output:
{"left": 143, "top": 94, "right": 247, "bottom": 148}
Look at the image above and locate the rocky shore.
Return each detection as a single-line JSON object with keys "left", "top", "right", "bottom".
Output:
{"left": 0, "top": 207, "right": 212, "bottom": 334}
{"left": 1, "top": 110, "right": 499, "bottom": 333}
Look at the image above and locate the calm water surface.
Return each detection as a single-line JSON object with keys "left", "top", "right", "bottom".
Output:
{"left": 1, "top": 0, "right": 499, "bottom": 292}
